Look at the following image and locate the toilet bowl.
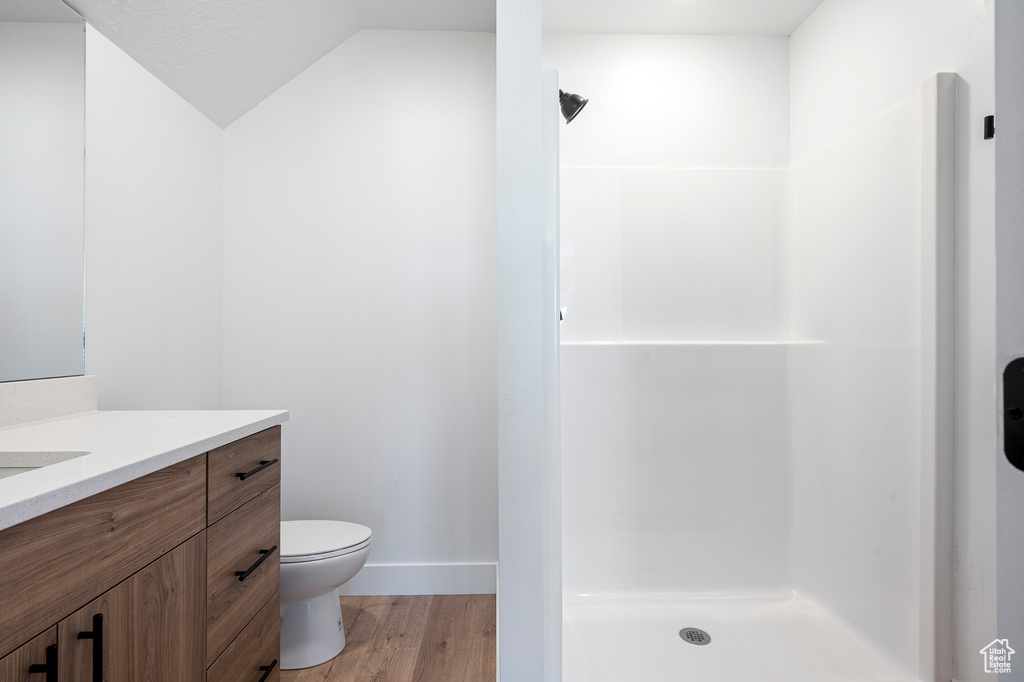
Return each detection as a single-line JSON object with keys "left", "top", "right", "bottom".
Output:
{"left": 279, "top": 519, "right": 372, "bottom": 669}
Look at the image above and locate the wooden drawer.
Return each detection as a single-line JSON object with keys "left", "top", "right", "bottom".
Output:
{"left": 207, "top": 483, "right": 280, "bottom": 667}
{"left": 0, "top": 455, "right": 206, "bottom": 658}
{"left": 207, "top": 592, "right": 280, "bottom": 682}
{"left": 208, "top": 426, "right": 281, "bottom": 525}
{"left": 0, "top": 627, "right": 57, "bottom": 682}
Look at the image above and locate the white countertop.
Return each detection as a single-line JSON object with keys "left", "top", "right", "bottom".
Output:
{"left": 0, "top": 409, "right": 289, "bottom": 531}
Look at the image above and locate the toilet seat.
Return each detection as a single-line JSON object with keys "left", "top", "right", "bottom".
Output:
{"left": 281, "top": 520, "right": 373, "bottom": 564}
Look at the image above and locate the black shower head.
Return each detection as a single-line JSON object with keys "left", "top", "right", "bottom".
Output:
{"left": 559, "top": 89, "right": 589, "bottom": 124}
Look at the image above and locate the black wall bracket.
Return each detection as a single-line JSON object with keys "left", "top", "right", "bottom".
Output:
{"left": 1004, "top": 358, "right": 1024, "bottom": 470}
{"left": 985, "top": 115, "right": 995, "bottom": 140}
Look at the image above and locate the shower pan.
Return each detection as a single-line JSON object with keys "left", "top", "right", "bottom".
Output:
{"left": 556, "top": 73, "right": 956, "bottom": 682}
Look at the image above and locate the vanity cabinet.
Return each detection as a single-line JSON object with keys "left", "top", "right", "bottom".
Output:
{"left": 0, "top": 426, "right": 282, "bottom": 682}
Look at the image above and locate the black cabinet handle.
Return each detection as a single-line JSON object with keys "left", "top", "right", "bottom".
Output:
{"left": 77, "top": 613, "right": 103, "bottom": 682}
{"left": 236, "top": 545, "right": 278, "bottom": 581}
{"left": 27, "top": 643, "right": 57, "bottom": 682}
{"left": 236, "top": 459, "right": 278, "bottom": 481}
{"left": 257, "top": 659, "right": 278, "bottom": 682}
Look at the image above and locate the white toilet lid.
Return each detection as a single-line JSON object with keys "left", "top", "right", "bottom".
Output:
{"left": 280, "top": 520, "right": 372, "bottom": 559}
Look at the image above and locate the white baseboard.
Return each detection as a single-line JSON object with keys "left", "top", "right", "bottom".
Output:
{"left": 338, "top": 562, "right": 497, "bottom": 596}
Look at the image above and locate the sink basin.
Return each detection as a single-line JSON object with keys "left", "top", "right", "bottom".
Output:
{"left": 0, "top": 451, "right": 90, "bottom": 480}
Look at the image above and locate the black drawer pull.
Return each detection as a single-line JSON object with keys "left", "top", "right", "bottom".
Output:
{"left": 236, "top": 459, "right": 279, "bottom": 481}
{"left": 77, "top": 613, "right": 104, "bottom": 682}
{"left": 257, "top": 659, "right": 278, "bottom": 682}
{"left": 236, "top": 545, "right": 278, "bottom": 581}
{"left": 27, "top": 643, "right": 57, "bottom": 682}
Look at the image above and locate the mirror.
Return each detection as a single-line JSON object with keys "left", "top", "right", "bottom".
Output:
{"left": 0, "top": 0, "right": 85, "bottom": 383}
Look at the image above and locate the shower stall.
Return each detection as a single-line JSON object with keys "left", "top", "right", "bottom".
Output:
{"left": 551, "top": 44, "right": 955, "bottom": 682}
{"left": 494, "top": 2, "right": 978, "bottom": 678}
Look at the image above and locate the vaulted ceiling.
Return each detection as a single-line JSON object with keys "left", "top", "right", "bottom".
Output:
{"left": 58, "top": 0, "right": 825, "bottom": 129}
{"left": 64, "top": 0, "right": 496, "bottom": 127}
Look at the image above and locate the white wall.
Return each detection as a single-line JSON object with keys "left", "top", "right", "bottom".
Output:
{"left": 791, "top": 3, "right": 995, "bottom": 679}
{"left": 544, "top": 34, "right": 790, "bottom": 169}
{"left": 222, "top": 30, "right": 497, "bottom": 596}
{"left": 84, "top": 26, "right": 224, "bottom": 410}
{"left": 497, "top": 0, "right": 559, "bottom": 672}
{"left": 787, "top": 90, "right": 928, "bottom": 675}
{"left": 558, "top": 167, "right": 786, "bottom": 343}
{"left": 546, "top": 35, "right": 789, "bottom": 344}
{"left": 546, "top": 34, "right": 793, "bottom": 600}
{"left": 561, "top": 344, "right": 791, "bottom": 595}
{"left": 994, "top": 0, "right": 1024, "bottom": 675}
{"left": 0, "top": 22, "right": 84, "bottom": 383}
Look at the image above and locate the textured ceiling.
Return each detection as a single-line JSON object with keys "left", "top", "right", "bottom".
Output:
{"left": 63, "top": 0, "right": 496, "bottom": 128}
{"left": 543, "top": 0, "right": 827, "bottom": 36}
{"left": 55, "top": 0, "right": 824, "bottom": 129}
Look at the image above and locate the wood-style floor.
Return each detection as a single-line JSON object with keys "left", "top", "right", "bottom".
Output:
{"left": 281, "top": 595, "right": 496, "bottom": 682}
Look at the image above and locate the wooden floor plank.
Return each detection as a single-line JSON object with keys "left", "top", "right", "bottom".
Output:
{"left": 281, "top": 595, "right": 495, "bottom": 682}
{"left": 410, "top": 595, "right": 477, "bottom": 682}
{"left": 468, "top": 594, "right": 497, "bottom": 677}
{"left": 354, "top": 647, "right": 420, "bottom": 682}
{"left": 353, "top": 595, "right": 430, "bottom": 681}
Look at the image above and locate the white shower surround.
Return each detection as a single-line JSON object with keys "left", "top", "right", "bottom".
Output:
{"left": 557, "top": 72, "right": 955, "bottom": 680}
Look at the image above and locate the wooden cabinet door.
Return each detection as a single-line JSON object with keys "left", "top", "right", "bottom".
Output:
{"left": 59, "top": 578, "right": 132, "bottom": 682}
{"left": 0, "top": 627, "right": 57, "bottom": 682}
{"left": 130, "top": 532, "right": 206, "bottom": 682}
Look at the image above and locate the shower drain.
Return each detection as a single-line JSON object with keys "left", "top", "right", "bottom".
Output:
{"left": 679, "top": 627, "right": 711, "bottom": 646}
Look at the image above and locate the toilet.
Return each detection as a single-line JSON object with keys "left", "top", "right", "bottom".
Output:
{"left": 279, "top": 519, "right": 372, "bottom": 669}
